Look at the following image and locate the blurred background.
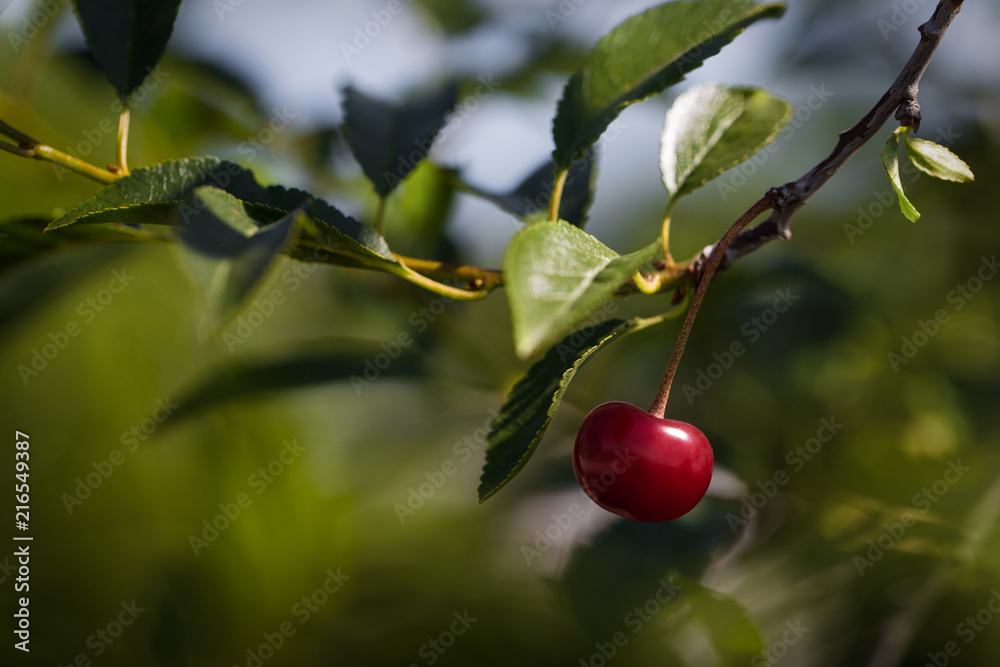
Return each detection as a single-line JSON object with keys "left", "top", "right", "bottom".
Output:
{"left": 1, "top": 0, "right": 999, "bottom": 665}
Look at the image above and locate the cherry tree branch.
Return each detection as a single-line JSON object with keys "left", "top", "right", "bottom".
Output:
{"left": 692, "top": 0, "right": 964, "bottom": 278}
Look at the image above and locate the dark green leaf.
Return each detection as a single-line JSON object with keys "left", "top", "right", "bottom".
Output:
{"left": 45, "top": 156, "right": 399, "bottom": 270}
{"left": 471, "top": 151, "right": 597, "bottom": 227}
{"left": 342, "top": 83, "right": 459, "bottom": 196}
{"left": 552, "top": 0, "right": 785, "bottom": 170}
{"left": 73, "top": 0, "right": 182, "bottom": 99}
{"left": 904, "top": 135, "right": 975, "bottom": 183}
{"left": 169, "top": 340, "right": 427, "bottom": 423}
{"left": 661, "top": 84, "right": 791, "bottom": 201}
{"left": 478, "top": 318, "right": 638, "bottom": 501}
{"left": 504, "top": 221, "right": 658, "bottom": 358}
{"left": 881, "top": 133, "right": 920, "bottom": 222}
{"left": 177, "top": 187, "right": 302, "bottom": 320}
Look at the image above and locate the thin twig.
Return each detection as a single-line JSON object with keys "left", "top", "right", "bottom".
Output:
{"left": 647, "top": 0, "right": 964, "bottom": 414}
{"left": 710, "top": 0, "right": 965, "bottom": 274}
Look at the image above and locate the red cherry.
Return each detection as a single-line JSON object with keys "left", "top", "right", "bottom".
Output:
{"left": 572, "top": 401, "right": 714, "bottom": 522}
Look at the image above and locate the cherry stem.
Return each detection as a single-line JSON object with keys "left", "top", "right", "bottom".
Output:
{"left": 648, "top": 191, "right": 778, "bottom": 418}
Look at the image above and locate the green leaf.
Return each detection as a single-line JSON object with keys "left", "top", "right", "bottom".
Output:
{"left": 904, "top": 136, "right": 975, "bottom": 183}
{"left": 551, "top": 0, "right": 786, "bottom": 170}
{"left": 881, "top": 133, "right": 920, "bottom": 222}
{"left": 342, "top": 83, "right": 459, "bottom": 196}
{"left": 661, "top": 84, "right": 791, "bottom": 201}
{"left": 478, "top": 318, "right": 639, "bottom": 501}
{"left": 169, "top": 339, "right": 426, "bottom": 423}
{"left": 45, "top": 157, "right": 399, "bottom": 270}
{"left": 471, "top": 152, "right": 597, "bottom": 228}
{"left": 177, "top": 187, "right": 302, "bottom": 320}
{"left": 504, "top": 221, "right": 658, "bottom": 358}
{"left": 73, "top": 0, "right": 182, "bottom": 100}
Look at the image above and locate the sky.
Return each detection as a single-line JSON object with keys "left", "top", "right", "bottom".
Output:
{"left": 2, "top": 0, "right": 997, "bottom": 262}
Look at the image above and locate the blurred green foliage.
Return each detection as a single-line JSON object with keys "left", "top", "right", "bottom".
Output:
{"left": 1, "top": 1, "right": 999, "bottom": 666}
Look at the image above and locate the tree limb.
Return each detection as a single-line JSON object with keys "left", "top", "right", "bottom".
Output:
{"left": 692, "top": 0, "right": 964, "bottom": 279}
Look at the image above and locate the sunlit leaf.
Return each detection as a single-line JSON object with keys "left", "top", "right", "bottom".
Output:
{"left": 504, "top": 221, "right": 658, "bottom": 358}
{"left": 881, "top": 133, "right": 920, "bottom": 222}
{"left": 661, "top": 84, "right": 791, "bottom": 201}
{"left": 904, "top": 136, "right": 974, "bottom": 183}
{"left": 552, "top": 0, "right": 785, "bottom": 170}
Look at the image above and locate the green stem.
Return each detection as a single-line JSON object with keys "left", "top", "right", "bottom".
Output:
{"left": 660, "top": 200, "right": 677, "bottom": 265}
{"left": 116, "top": 106, "right": 131, "bottom": 176}
{"left": 391, "top": 253, "right": 502, "bottom": 290}
{"left": 548, "top": 168, "right": 568, "bottom": 221}
{"left": 634, "top": 290, "right": 692, "bottom": 331}
{"left": 393, "top": 264, "right": 493, "bottom": 301}
{"left": 648, "top": 192, "right": 777, "bottom": 418}
{"left": 32, "top": 145, "right": 120, "bottom": 184}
